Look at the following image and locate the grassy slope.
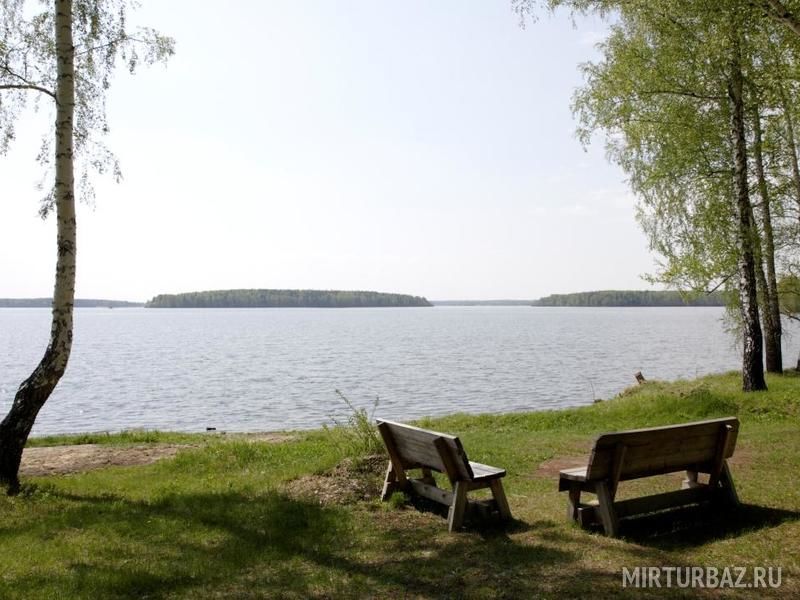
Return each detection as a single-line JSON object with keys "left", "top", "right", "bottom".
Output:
{"left": 1, "top": 372, "right": 799, "bottom": 598}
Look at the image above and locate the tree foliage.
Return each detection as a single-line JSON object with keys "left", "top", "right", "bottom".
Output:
{"left": 0, "top": 0, "right": 174, "bottom": 212}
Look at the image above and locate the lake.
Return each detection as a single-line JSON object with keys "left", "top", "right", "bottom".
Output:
{"left": 0, "top": 306, "right": 792, "bottom": 435}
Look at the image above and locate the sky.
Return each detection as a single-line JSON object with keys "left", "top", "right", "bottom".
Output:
{"left": 0, "top": 0, "right": 658, "bottom": 302}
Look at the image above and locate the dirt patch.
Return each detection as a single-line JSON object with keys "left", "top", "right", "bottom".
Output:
{"left": 728, "top": 446, "right": 753, "bottom": 467}
{"left": 283, "top": 454, "right": 386, "bottom": 506}
{"left": 20, "top": 432, "right": 295, "bottom": 477}
{"left": 20, "top": 444, "right": 189, "bottom": 477}
{"left": 534, "top": 456, "right": 589, "bottom": 478}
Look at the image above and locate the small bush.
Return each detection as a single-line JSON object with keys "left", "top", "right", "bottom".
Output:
{"left": 325, "top": 390, "right": 383, "bottom": 457}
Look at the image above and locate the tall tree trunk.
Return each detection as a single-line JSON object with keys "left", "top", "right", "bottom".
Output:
{"left": 0, "top": 0, "right": 76, "bottom": 492}
{"left": 777, "top": 84, "right": 800, "bottom": 223}
{"left": 752, "top": 106, "right": 783, "bottom": 373}
{"left": 728, "top": 35, "right": 767, "bottom": 392}
{"left": 754, "top": 246, "right": 778, "bottom": 371}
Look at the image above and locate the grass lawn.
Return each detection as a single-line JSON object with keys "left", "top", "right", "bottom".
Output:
{"left": 1, "top": 371, "right": 799, "bottom": 598}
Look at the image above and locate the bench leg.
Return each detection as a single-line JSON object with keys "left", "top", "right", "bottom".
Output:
{"left": 381, "top": 461, "right": 398, "bottom": 501}
{"left": 565, "top": 481, "right": 582, "bottom": 522}
{"left": 490, "top": 479, "right": 512, "bottom": 521}
{"left": 719, "top": 461, "right": 740, "bottom": 507}
{"left": 595, "top": 481, "right": 619, "bottom": 537}
{"left": 448, "top": 481, "right": 468, "bottom": 532}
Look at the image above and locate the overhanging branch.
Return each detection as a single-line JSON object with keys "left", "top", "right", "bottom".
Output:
{"left": 1, "top": 62, "right": 57, "bottom": 101}
{"left": 74, "top": 36, "right": 150, "bottom": 56}
{"left": 760, "top": 0, "right": 800, "bottom": 38}
{"left": 0, "top": 82, "right": 57, "bottom": 101}
{"left": 636, "top": 89, "right": 724, "bottom": 101}
{"left": 707, "top": 273, "right": 735, "bottom": 294}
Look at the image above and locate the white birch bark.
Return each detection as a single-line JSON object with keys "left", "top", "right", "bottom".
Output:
{"left": 0, "top": 0, "right": 76, "bottom": 489}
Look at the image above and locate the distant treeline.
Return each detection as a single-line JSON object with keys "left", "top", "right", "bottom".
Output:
{"left": 0, "top": 298, "right": 143, "bottom": 308}
{"left": 145, "top": 289, "right": 432, "bottom": 308}
{"left": 533, "top": 290, "right": 725, "bottom": 307}
{"left": 432, "top": 300, "right": 533, "bottom": 306}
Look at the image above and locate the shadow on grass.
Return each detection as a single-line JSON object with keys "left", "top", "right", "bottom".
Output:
{"left": 405, "top": 492, "right": 534, "bottom": 535}
{"left": 0, "top": 487, "right": 574, "bottom": 599}
{"left": 530, "top": 503, "right": 800, "bottom": 598}
{"left": 0, "top": 489, "right": 349, "bottom": 598}
{"left": 4, "top": 485, "right": 792, "bottom": 598}
{"left": 610, "top": 503, "right": 800, "bottom": 548}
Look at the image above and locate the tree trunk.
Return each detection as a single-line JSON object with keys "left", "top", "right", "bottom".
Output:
{"left": 777, "top": 84, "right": 800, "bottom": 223}
{"left": 728, "top": 35, "right": 766, "bottom": 392}
{"left": 754, "top": 249, "right": 778, "bottom": 371}
{"left": 752, "top": 106, "right": 783, "bottom": 373}
{"left": 0, "top": 0, "right": 76, "bottom": 492}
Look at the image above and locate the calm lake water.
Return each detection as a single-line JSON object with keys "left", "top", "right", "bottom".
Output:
{"left": 0, "top": 306, "right": 793, "bottom": 435}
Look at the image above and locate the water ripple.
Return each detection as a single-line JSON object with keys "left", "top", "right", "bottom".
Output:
{"left": 0, "top": 306, "right": 780, "bottom": 435}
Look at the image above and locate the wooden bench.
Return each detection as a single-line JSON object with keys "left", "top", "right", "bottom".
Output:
{"left": 559, "top": 417, "right": 740, "bottom": 537}
{"left": 377, "top": 419, "right": 512, "bottom": 532}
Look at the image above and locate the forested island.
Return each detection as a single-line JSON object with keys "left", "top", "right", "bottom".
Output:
{"left": 0, "top": 298, "right": 143, "bottom": 308}
{"left": 533, "top": 290, "right": 725, "bottom": 307}
{"left": 145, "top": 289, "right": 432, "bottom": 308}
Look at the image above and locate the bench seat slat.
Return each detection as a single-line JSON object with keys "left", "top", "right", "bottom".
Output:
{"left": 559, "top": 467, "right": 587, "bottom": 481}
{"left": 468, "top": 461, "right": 506, "bottom": 480}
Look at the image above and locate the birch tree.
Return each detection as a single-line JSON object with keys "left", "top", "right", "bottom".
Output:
{"left": 565, "top": 0, "right": 769, "bottom": 390}
{"left": 0, "top": 0, "right": 173, "bottom": 491}
{"left": 515, "top": 0, "right": 800, "bottom": 389}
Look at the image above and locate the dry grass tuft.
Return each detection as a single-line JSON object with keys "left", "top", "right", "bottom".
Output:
{"left": 283, "top": 454, "right": 386, "bottom": 506}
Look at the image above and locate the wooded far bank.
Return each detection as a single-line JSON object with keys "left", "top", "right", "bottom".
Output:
{"left": 533, "top": 290, "right": 726, "bottom": 307}
{"left": 0, "top": 299, "right": 143, "bottom": 308}
{"left": 145, "top": 289, "right": 432, "bottom": 308}
{"left": 1, "top": 290, "right": 729, "bottom": 308}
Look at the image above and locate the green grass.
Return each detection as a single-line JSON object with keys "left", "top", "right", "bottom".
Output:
{"left": 26, "top": 430, "right": 211, "bottom": 447}
{"left": 2, "top": 371, "right": 799, "bottom": 598}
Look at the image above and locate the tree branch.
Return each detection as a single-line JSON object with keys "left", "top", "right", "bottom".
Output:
{"left": 636, "top": 88, "right": 724, "bottom": 101}
{"left": 74, "top": 36, "right": 150, "bottom": 56}
{"left": 759, "top": 0, "right": 800, "bottom": 38}
{"left": 0, "top": 82, "right": 56, "bottom": 100}
{"left": 1, "top": 62, "right": 56, "bottom": 101}
{"left": 706, "top": 273, "right": 735, "bottom": 294}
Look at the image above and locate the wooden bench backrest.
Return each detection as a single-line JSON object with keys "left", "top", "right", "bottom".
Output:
{"left": 586, "top": 417, "right": 739, "bottom": 482}
{"left": 377, "top": 419, "right": 474, "bottom": 481}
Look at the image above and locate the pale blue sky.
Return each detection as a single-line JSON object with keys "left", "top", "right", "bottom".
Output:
{"left": 0, "top": 1, "right": 655, "bottom": 301}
